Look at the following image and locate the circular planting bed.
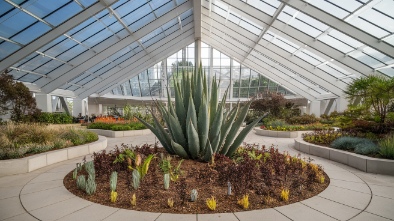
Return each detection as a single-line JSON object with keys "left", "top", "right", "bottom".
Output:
{"left": 64, "top": 143, "right": 329, "bottom": 214}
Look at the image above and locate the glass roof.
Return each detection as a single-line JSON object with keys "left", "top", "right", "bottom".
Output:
{"left": 0, "top": 0, "right": 393, "bottom": 102}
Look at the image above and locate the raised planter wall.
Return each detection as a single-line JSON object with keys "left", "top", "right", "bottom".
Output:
{"left": 255, "top": 127, "right": 298, "bottom": 138}
{"left": 88, "top": 129, "right": 152, "bottom": 138}
{"left": 0, "top": 136, "right": 107, "bottom": 177}
{"left": 294, "top": 138, "right": 394, "bottom": 176}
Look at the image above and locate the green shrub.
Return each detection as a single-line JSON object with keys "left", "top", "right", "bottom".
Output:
{"left": 111, "top": 125, "right": 132, "bottom": 131}
{"left": 354, "top": 141, "right": 379, "bottom": 155}
{"left": 331, "top": 137, "right": 378, "bottom": 155}
{"left": 302, "top": 130, "right": 342, "bottom": 145}
{"left": 379, "top": 134, "right": 394, "bottom": 159}
{"left": 266, "top": 120, "right": 288, "bottom": 128}
{"left": 286, "top": 114, "right": 319, "bottom": 125}
{"left": 37, "top": 112, "right": 72, "bottom": 124}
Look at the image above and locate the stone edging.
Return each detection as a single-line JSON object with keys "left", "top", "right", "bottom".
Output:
{"left": 294, "top": 138, "right": 394, "bottom": 175}
{"left": 0, "top": 136, "right": 107, "bottom": 176}
{"left": 255, "top": 127, "right": 298, "bottom": 138}
{"left": 88, "top": 129, "right": 152, "bottom": 138}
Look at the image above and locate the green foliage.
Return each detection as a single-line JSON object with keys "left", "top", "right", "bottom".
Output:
{"left": 87, "top": 122, "right": 146, "bottom": 131}
{"left": 344, "top": 75, "right": 394, "bottom": 123}
{"left": 76, "top": 175, "right": 86, "bottom": 190}
{"left": 37, "top": 112, "right": 72, "bottom": 124}
{"left": 85, "top": 174, "right": 97, "bottom": 195}
{"left": 84, "top": 161, "right": 95, "bottom": 177}
{"left": 331, "top": 136, "right": 378, "bottom": 155}
{"left": 0, "top": 123, "right": 96, "bottom": 159}
{"left": 60, "top": 128, "right": 98, "bottom": 146}
{"left": 132, "top": 169, "right": 141, "bottom": 190}
{"left": 136, "top": 154, "right": 154, "bottom": 180}
{"left": 302, "top": 130, "right": 343, "bottom": 145}
{"left": 138, "top": 64, "right": 265, "bottom": 161}
{"left": 286, "top": 114, "right": 319, "bottom": 125}
{"left": 123, "top": 104, "right": 133, "bottom": 120}
{"left": 0, "top": 71, "right": 41, "bottom": 122}
{"left": 262, "top": 123, "right": 331, "bottom": 131}
{"left": 163, "top": 173, "right": 170, "bottom": 190}
{"left": 73, "top": 168, "right": 78, "bottom": 180}
{"left": 379, "top": 134, "right": 394, "bottom": 159}
{"left": 110, "top": 171, "right": 118, "bottom": 192}
{"left": 113, "top": 149, "right": 135, "bottom": 164}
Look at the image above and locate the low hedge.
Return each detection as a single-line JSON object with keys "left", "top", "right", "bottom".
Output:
{"left": 37, "top": 112, "right": 73, "bottom": 124}
{"left": 87, "top": 122, "right": 146, "bottom": 131}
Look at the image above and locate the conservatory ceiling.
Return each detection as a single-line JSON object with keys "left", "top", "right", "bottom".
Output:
{"left": 0, "top": 0, "right": 393, "bottom": 102}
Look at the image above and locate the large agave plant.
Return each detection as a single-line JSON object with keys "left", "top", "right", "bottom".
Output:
{"left": 138, "top": 64, "right": 264, "bottom": 161}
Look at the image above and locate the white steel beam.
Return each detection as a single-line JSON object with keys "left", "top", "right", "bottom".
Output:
{"left": 202, "top": 32, "right": 317, "bottom": 101}
{"left": 202, "top": 17, "right": 347, "bottom": 94}
{"left": 37, "top": 1, "right": 193, "bottom": 93}
{"left": 281, "top": 0, "right": 394, "bottom": 58}
{"left": 193, "top": 0, "right": 202, "bottom": 40}
{"left": 242, "top": 3, "right": 285, "bottom": 62}
{"left": 0, "top": 0, "right": 118, "bottom": 72}
{"left": 76, "top": 25, "right": 195, "bottom": 98}
{"left": 9, "top": 67, "right": 49, "bottom": 78}
{"left": 216, "top": 0, "right": 383, "bottom": 78}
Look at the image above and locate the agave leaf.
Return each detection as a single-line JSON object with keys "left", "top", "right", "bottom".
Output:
{"left": 194, "top": 65, "right": 203, "bottom": 113}
{"left": 211, "top": 131, "right": 221, "bottom": 153}
{"left": 209, "top": 78, "right": 218, "bottom": 125}
{"left": 187, "top": 95, "right": 198, "bottom": 129}
{"left": 203, "top": 139, "right": 213, "bottom": 162}
{"left": 198, "top": 95, "right": 209, "bottom": 154}
{"left": 208, "top": 100, "right": 223, "bottom": 142}
{"left": 168, "top": 114, "right": 187, "bottom": 148}
{"left": 218, "top": 105, "right": 238, "bottom": 154}
{"left": 221, "top": 99, "right": 254, "bottom": 155}
{"left": 171, "top": 140, "right": 189, "bottom": 159}
{"left": 174, "top": 81, "right": 186, "bottom": 135}
{"left": 187, "top": 119, "right": 200, "bottom": 159}
{"left": 225, "top": 116, "right": 264, "bottom": 157}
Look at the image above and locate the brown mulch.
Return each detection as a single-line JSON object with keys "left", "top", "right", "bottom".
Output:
{"left": 64, "top": 154, "right": 329, "bottom": 214}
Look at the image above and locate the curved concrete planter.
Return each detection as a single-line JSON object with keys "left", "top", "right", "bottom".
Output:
{"left": 0, "top": 136, "right": 107, "bottom": 177}
{"left": 294, "top": 138, "right": 394, "bottom": 176}
{"left": 88, "top": 129, "right": 151, "bottom": 138}
{"left": 255, "top": 127, "right": 298, "bottom": 138}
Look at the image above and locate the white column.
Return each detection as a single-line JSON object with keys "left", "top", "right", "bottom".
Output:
{"left": 98, "top": 104, "right": 103, "bottom": 115}
{"left": 309, "top": 100, "right": 321, "bottom": 116}
{"left": 195, "top": 39, "right": 201, "bottom": 66}
{"left": 336, "top": 96, "right": 349, "bottom": 112}
{"left": 35, "top": 93, "right": 52, "bottom": 112}
{"left": 73, "top": 98, "right": 87, "bottom": 117}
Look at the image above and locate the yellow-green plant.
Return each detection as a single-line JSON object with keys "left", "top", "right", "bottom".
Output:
{"left": 129, "top": 154, "right": 154, "bottom": 180}
{"left": 206, "top": 196, "right": 217, "bottom": 211}
{"left": 110, "top": 191, "right": 118, "bottom": 203}
{"left": 319, "top": 175, "right": 325, "bottom": 184}
{"left": 137, "top": 64, "right": 265, "bottom": 161}
{"left": 237, "top": 194, "right": 249, "bottom": 209}
{"left": 281, "top": 189, "right": 289, "bottom": 202}
{"left": 167, "top": 198, "right": 174, "bottom": 208}
{"left": 130, "top": 193, "right": 136, "bottom": 206}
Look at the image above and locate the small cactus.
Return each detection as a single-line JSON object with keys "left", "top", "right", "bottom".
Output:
{"left": 237, "top": 194, "right": 249, "bottom": 209}
{"left": 281, "top": 188, "right": 289, "bottom": 202}
{"left": 72, "top": 168, "right": 77, "bottom": 180}
{"left": 206, "top": 196, "right": 217, "bottom": 211}
{"left": 164, "top": 173, "right": 170, "bottom": 190}
{"left": 110, "top": 191, "right": 117, "bottom": 203}
{"left": 167, "top": 198, "right": 174, "bottom": 208}
{"left": 132, "top": 169, "right": 141, "bottom": 190}
{"left": 130, "top": 193, "right": 136, "bottom": 206}
{"left": 190, "top": 189, "right": 198, "bottom": 202}
{"left": 110, "top": 171, "right": 118, "bottom": 192}
{"left": 227, "top": 182, "right": 232, "bottom": 195}
{"left": 84, "top": 161, "right": 95, "bottom": 175}
{"left": 76, "top": 175, "right": 86, "bottom": 190}
{"left": 85, "top": 174, "right": 96, "bottom": 195}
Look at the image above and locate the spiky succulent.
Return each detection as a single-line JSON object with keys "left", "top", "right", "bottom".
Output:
{"left": 138, "top": 63, "right": 265, "bottom": 161}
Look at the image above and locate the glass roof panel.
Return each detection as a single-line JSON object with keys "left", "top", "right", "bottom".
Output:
{"left": 130, "top": 13, "right": 156, "bottom": 31}
{"left": 0, "top": 9, "right": 37, "bottom": 39}
{"left": 349, "top": 51, "right": 383, "bottom": 68}
{"left": 380, "top": 68, "right": 394, "bottom": 77}
{"left": 18, "top": 73, "right": 40, "bottom": 83}
{"left": 363, "top": 47, "right": 394, "bottom": 64}
{"left": 44, "top": 1, "right": 83, "bottom": 26}
{"left": 0, "top": 1, "right": 13, "bottom": 16}
{"left": 347, "top": 17, "right": 388, "bottom": 38}
{"left": 122, "top": 3, "right": 151, "bottom": 25}
{"left": 23, "top": 0, "right": 69, "bottom": 18}
{"left": 318, "top": 34, "right": 354, "bottom": 53}
{"left": 116, "top": 0, "right": 147, "bottom": 17}
{"left": 44, "top": 38, "right": 77, "bottom": 57}
{"left": 155, "top": 1, "right": 176, "bottom": 17}
{"left": 56, "top": 44, "right": 87, "bottom": 61}
{"left": 78, "top": 0, "right": 97, "bottom": 7}
{"left": 17, "top": 56, "right": 52, "bottom": 71}
{"left": 34, "top": 60, "right": 63, "bottom": 73}
{"left": 308, "top": 0, "right": 351, "bottom": 19}
{"left": 11, "top": 22, "right": 51, "bottom": 45}
{"left": 242, "top": 0, "right": 278, "bottom": 16}
{"left": 0, "top": 41, "right": 20, "bottom": 60}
